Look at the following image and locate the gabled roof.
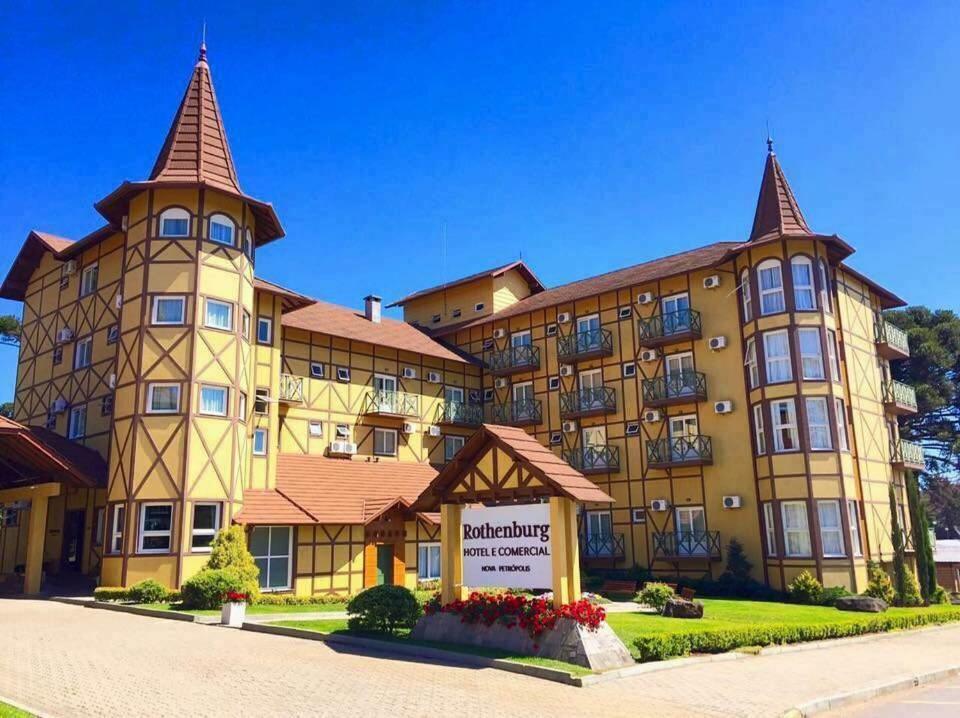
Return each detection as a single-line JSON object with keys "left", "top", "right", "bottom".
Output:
{"left": 388, "top": 260, "right": 544, "bottom": 308}
{"left": 749, "top": 143, "right": 815, "bottom": 242}
{"left": 253, "top": 277, "right": 315, "bottom": 313}
{"left": 935, "top": 540, "right": 960, "bottom": 564}
{"left": 0, "top": 416, "right": 107, "bottom": 489}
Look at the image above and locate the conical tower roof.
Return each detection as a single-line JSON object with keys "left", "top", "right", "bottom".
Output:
{"left": 748, "top": 140, "right": 814, "bottom": 242}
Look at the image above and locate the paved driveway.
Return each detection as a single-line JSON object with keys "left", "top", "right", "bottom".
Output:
{"left": 2, "top": 599, "right": 960, "bottom": 718}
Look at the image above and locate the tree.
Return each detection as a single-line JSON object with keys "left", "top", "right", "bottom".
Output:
{"left": 0, "top": 403, "right": 12, "bottom": 419}
{"left": 0, "top": 315, "right": 20, "bottom": 346}
{"left": 888, "top": 483, "right": 909, "bottom": 605}
{"left": 905, "top": 472, "right": 937, "bottom": 601}
{"left": 924, "top": 474, "right": 960, "bottom": 538}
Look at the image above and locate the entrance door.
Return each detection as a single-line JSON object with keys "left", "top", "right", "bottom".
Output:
{"left": 585, "top": 510, "right": 613, "bottom": 556}
{"left": 665, "top": 352, "right": 695, "bottom": 397}
{"left": 668, "top": 415, "right": 699, "bottom": 461}
{"left": 445, "top": 386, "right": 465, "bottom": 422}
{"left": 662, "top": 293, "right": 690, "bottom": 334}
{"left": 376, "top": 544, "right": 394, "bottom": 585}
{"left": 675, "top": 506, "right": 707, "bottom": 556}
{"left": 513, "top": 382, "right": 534, "bottom": 421}
{"left": 61, "top": 510, "right": 85, "bottom": 571}
{"left": 576, "top": 314, "right": 601, "bottom": 352}
{"left": 579, "top": 368, "right": 603, "bottom": 410}
{"left": 374, "top": 374, "right": 397, "bottom": 413}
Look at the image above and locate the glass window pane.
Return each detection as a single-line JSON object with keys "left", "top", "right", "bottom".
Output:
{"left": 193, "top": 504, "right": 218, "bottom": 531}
{"left": 155, "top": 298, "right": 183, "bottom": 323}
{"left": 255, "top": 558, "right": 269, "bottom": 588}
{"left": 201, "top": 387, "right": 227, "bottom": 415}
{"left": 143, "top": 505, "right": 172, "bottom": 531}
{"left": 142, "top": 535, "right": 170, "bottom": 551}
{"left": 206, "top": 301, "right": 231, "bottom": 329}
{"left": 268, "top": 557, "right": 289, "bottom": 588}
{"left": 270, "top": 527, "right": 291, "bottom": 554}
{"left": 250, "top": 527, "right": 270, "bottom": 556}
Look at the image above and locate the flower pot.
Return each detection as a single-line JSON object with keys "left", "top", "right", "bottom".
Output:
{"left": 221, "top": 601, "right": 247, "bottom": 627}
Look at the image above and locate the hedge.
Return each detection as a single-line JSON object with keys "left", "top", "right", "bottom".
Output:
{"left": 93, "top": 586, "right": 181, "bottom": 603}
{"left": 252, "top": 593, "right": 348, "bottom": 606}
{"left": 633, "top": 608, "right": 960, "bottom": 662}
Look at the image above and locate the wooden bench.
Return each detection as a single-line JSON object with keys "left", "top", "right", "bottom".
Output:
{"left": 600, "top": 579, "right": 637, "bottom": 597}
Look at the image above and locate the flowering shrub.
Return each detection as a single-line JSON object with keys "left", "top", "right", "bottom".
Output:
{"left": 424, "top": 591, "right": 606, "bottom": 642}
{"left": 225, "top": 591, "right": 249, "bottom": 603}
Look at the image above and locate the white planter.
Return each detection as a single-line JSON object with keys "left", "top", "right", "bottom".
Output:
{"left": 221, "top": 601, "right": 247, "bottom": 627}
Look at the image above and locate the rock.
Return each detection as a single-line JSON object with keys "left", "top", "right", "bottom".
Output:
{"left": 835, "top": 596, "right": 888, "bottom": 613}
{"left": 662, "top": 597, "right": 704, "bottom": 619}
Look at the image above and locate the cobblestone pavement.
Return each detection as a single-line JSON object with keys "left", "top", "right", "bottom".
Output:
{"left": 3, "top": 600, "right": 960, "bottom": 718}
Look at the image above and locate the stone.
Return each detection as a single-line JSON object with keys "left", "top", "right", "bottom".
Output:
{"left": 410, "top": 612, "right": 635, "bottom": 671}
{"left": 835, "top": 596, "right": 888, "bottom": 613}
{"left": 661, "top": 597, "right": 704, "bottom": 619}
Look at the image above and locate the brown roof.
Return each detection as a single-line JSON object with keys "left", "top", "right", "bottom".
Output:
{"left": 0, "top": 416, "right": 106, "bottom": 489}
{"left": 253, "top": 277, "right": 315, "bottom": 313}
{"left": 838, "top": 262, "right": 907, "bottom": 309}
{"left": 1, "top": 231, "right": 78, "bottom": 301}
{"left": 749, "top": 145, "right": 815, "bottom": 243}
{"left": 415, "top": 424, "right": 613, "bottom": 509}
{"left": 388, "top": 260, "right": 544, "bottom": 307}
{"left": 235, "top": 489, "right": 315, "bottom": 525}
{"left": 282, "top": 299, "right": 474, "bottom": 363}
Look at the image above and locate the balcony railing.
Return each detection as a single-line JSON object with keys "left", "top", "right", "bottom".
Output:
{"left": 557, "top": 328, "right": 614, "bottom": 362}
{"left": 890, "top": 439, "right": 925, "bottom": 471}
{"left": 278, "top": 373, "right": 304, "bottom": 403}
{"left": 882, "top": 380, "right": 918, "bottom": 415}
{"left": 364, "top": 390, "right": 419, "bottom": 417}
{"left": 434, "top": 400, "right": 483, "bottom": 427}
{"left": 563, "top": 445, "right": 620, "bottom": 475}
{"left": 490, "top": 399, "right": 542, "bottom": 426}
{"left": 581, "top": 533, "right": 625, "bottom": 560}
{"left": 642, "top": 371, "right": 707, "bottom": 407}
{"left": 875, "top": 318, "right": 910, "bottom": 360}
{"left": 647, "top": 435, "right": 713, "bottom": 469}
{"left": 559, "top": 387, "right": 617, "bottom": 419}
{"left": 652, "top": 531, "right": 722, "bottom": 561}
{"left": 486, "top": 345, "right": 541, "bottom": 376}
{"left": 637, "top": 309, "right": 702, "bottom": 348}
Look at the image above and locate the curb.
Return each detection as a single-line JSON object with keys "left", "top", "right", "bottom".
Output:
{"left": 758, "top": 621, "right": 960, "bottom": 657}
{"left": 783, "top": 664, "right": 960, "bottom": 717}
{"left": 83, "top": 601, "right": 199, "bottom": 622}
{"left": 0, "top": 693, "right": 53, "bottom": 718}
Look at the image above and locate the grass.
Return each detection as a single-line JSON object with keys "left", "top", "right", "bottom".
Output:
{"left": 0, "top": 701, "right": 33, "bottom": 718}
{"left": 140, "top": 602, "right": 348, "bottom": 616}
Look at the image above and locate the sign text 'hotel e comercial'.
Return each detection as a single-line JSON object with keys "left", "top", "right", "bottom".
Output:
{"left": 461, "top": 503, "right": 552, "bottom": 589}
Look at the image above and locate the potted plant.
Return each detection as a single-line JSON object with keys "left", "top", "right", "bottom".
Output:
{"left": 221, "top": 590, "right": 249, "bottom": 627}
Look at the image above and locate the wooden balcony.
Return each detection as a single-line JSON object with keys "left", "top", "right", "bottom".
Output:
{"left": 557, "top": 328, "right": 614, "bottom": 362}
{"left": 563, "top": 445, "right": 620, "bottom": 475}
{"left": 891, "top": 439, "right": 925, "bottom": 471}
{"left": 434, "top": 401, "right": 483, "bottom": 427}
{"left": 559, "top": 387, "right": 617, "bottom": 419}
{"left": 363, "top": 390, "right": 419, "bottom": 417}
{"left": 652, "top": 531, "right": 722, "bottom": 561}
{"left": 486, "top": 345, "right": 540, "bottom": 376}
{"left": 581, "top": 533, "right": 625, "bottom": 560}
{"left": 882, "top": 380, "right": 918, "bottom": 415}
{"left": 637, "top": 309, "right": 702, "bottom": 348}
{"left": 875, "top": 318, "right": 910, "bottom": 361}
{"left": 646, "top": 435, "right": 713, "bottom": 469}
{"left": 641, "top": 371, "right": 707, "bottom": 408}
{"left": 490, "top": 399, "right": 542, "bottom": 427}
{"left": 278, "top": 373, "right": 304, "bottom": 403}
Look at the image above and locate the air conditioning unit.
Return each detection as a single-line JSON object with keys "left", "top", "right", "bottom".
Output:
{"left": 402, "top": 367, "right": 416, "bottom": 379}
{"left": 329, "top": 441, "right": 357, "bottom": 456}
{"left": 637, "top": 291, "right": 655, "bottom": 305}
{"left": 650, "top": 499, "right": 670, "bottom": 512}
{"left": 493, "top": 328, "right": 506, "bottom": 339}
{"left": 427, "top": 371, "right": 441, "bottom": 383}
{"left": 643, "top": 409, "right": 661, "bottom": 423}
{"left": 714, "top": 400, "right": 733, "bottom": 414}
{"left": 51, "top": 398, "right": 68, "bottom": 413}
{"left": 557, "top": 311, "right": 572, "bottom": 324}
{"left": 427, "top": 425, "right": 441, "bottom": 437}
{"left": 703, "top": 275, "right": 721, "bottom": 289}
{"left": 562, "top": 420, "right": 577, "bottom": 433}
{"left": 115, "top": 294, "right": 123, "bottom": 310}
{"left": 56, "top": 328, "right": 74, "bottom": 343}
{"left": 708, "top": 336, "right": 727, "bottom": 351}
{"left": 64, "top": 260, "right": 78, "bottom": 275}
{"left": 640, "top": 349, "right": 658, "bottom": 362}
{"left": 402, "top": 422, "right": 416, "bottom": 434}
{"left": 722, "top": 495, "right": 742, "bottom": 509}
{"left": 108, "top": 373, "right": 117, "bottom": 389}
{"left": 559, "top": 364, "right": 574, "bottom": 377}
{"left": 494, "top": 377, "right": 508, "bottom": 389}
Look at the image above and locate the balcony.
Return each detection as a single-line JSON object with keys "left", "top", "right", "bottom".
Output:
{"left": 486, "top": 345, "right": 540, "bottom": 376}
{"left": 557, "top": 328, "right": 614, "bottom": 362}
{"left": 875, "top": 318, "right": 910, "bottom": 361}
{"left": 434, "top": 400, "right": 483, "bottom": 427}
{"left": 642, "top": 371, "right": 707, "bottom": 408}
{"left": 563, "top": 445, "right": 620, "bottom": 475}
{"left": 882, "top": 380, "right": 918, "bottom": 416}
{"left": 559, "top": 387, "right": 617, "bottom": 419}
{"left": 278, "top": 373, "right": 304, "bottom": 403}
{"left": 363, "top": 390, "right": 419, "bottom": 417}
{"left": 646, "top": 435, "right": 713, "bottom": 469}
{"left": 637, "top": 309, "right": 702, "bottom": 348}
{"left": 490, "top": 399, "right": 542, "bottom": 427}
{"left": 652, "top": 531, "right": 722, "bottom": 561}
{"left": 890, "top": 439, "right": 925, "bottom": 471}
{"left": 581, "top": 533, "right": 625, "bottom": 560}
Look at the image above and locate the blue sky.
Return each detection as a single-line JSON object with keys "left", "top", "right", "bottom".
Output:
{"left": 1, "top": 2, "right": 957, "bottom": 402}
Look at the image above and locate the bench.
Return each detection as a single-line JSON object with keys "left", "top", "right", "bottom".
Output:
{"left": 600, "top": 579, "right": 638, "bottom": 598}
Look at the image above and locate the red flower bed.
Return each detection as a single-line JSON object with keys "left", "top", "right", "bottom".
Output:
{"left": 424, "top": 592, "right": 605, "bottom": 642}
{"left": 225, "top": 590, "right": 249, "bottom": 603}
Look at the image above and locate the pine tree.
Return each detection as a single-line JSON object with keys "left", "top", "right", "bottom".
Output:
{"left": 906, "top": 472, "right": 937, "bottom": 602}
{"left": 888, "top": 482, "right": 909, "bottom": 605}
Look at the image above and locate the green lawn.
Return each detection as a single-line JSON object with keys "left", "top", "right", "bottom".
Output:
{"left": 0, "top": 701, "right": 33, "bottom": 718}
{"left": 141, "top": 602, "right": 348, "bottom": 616}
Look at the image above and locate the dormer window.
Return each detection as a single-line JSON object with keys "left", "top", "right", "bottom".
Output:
{"left": 159, "top": 208, "right": 190, "bottom": 237}
{"left": 209, "top": 214, "right": 235, "bottom": 246}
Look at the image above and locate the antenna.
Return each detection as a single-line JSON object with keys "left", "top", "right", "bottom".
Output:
{"left": 202, "top": 19, "right": 207, "bottom": 45}
{"left": 441, "top": 223, "right": 448, "bottom": 314}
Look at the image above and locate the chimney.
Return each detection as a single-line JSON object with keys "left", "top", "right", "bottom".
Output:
{"left": 364, "top": 295, "right": 382, "bottom": 323}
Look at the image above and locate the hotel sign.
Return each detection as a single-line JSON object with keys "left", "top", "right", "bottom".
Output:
{"left": 461, "top": 503, "right": 552, "bottom": 589}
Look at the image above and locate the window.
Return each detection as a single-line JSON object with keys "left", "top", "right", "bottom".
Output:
{"left": 740, "top": 268, "right": 753, "bottom": 322}
{"left": 548, "top": 376, "right": 560, "bottom": 391}
{"left": 74, "top": 336, "right": 93, "bottom": 369}
{"left": 763, "top": 330, "right": 792, "bottom": 383}
{"left": 250, "top": 526, "right": 292, "bottom": 591}
{"left": 758, "top": 259, "right": 785, "bottom": 315}
{"left": 106, "top": 324, "right": 119, "bottom": 344}
{"left": 252, "top": 428, "right": 268, "bottom": 455}
{"left": 257, "top": 317, "right": 272, "bottom": 344}
{"left": 546, "top": 324, "right": 558, "bottom": 337}
{"left": 445, "top": 435, "right": 465, "bottom": 462}
{"left": 101, "top": 395, "right": 113, "bottom": 416}
{"left": 147, "top": 383, "right": 180, "bottom": 413}
{"left": 242, "top": 228, "right": 253, "bottom": 258}
{"left": 80, "top": 263, "right": 98, "bottom": 297}
{"left": 618, "top": 306, "right": 632, "bottom": 320}
{"left": 625, "top": 422, "right": 640, "bottom": 436}
{"left": 335, "top": 424, "right": 350, "bottom": 439}
{"left": 762, "top": 503, "right": 777, "bottom": 556}
{"left": 254, "top": 388, "right": 269, "bottom": 414}
{"left": 848, "top": 500, "right": 863, "bottom": 557}
{"left": 110, "top": 505, "right": 125, "bottom": 554}
{"left": 310, "top": 362, "right": 324, "bottom": 378}
{"left": 238, "top": 392, "right": 246, "bottom": 420}
{"left": 798, "top": 328, "right": 825, "bottom": 380}
{"left": 818, "top": 259, "right": 832, "bottom": 312}
{"left": 191, "top": 503, "right": 221, "bottom": 551}
{"left": 2, "top": 507, "right": 18, "bottom": 528}
{"left": 138, "top": 503, "right": 173, "bottom": 554}
{"left": 159, "top": 207, "right": 190, "bottom": 237}
{"left": 781, "top": 501, "right": 812, "bottom": 557}
{"left": 475, "top": 302, "right": 484, "bottom": 312}
{"left": 68, "top": 405, "right": 86, "bottom": 439}
{"left": 52, "top": 346, "right": 63, "bottom": 365}
{"left": 805, "top": 397, "right": 832, "bottom": 450}
{"left": 622, "top": 362, "right": 637, "bottom": 378}
{"left": 752, "top": 404, "right": 767, "bottom": 455}
{"left": 483, "top": 388, "right": 494, "bottom": 402}
{"left": 431, "top": 314, "right": 441, "bottom": 324}
{"left": 336, "top": 366, "right": 350, "bottom": 382}
{"left": 309, "top": 421, "right": 323, "bottom": 437}
{"left": 374, "top": 427, "right": 398, "bottom": 456}
{"left": 835, "top": 398, "right": 849, "bottom": 451}
{"left": 418, "top": 542, "right": 441, "bottom": 581}
{"left": 791, "top": 256, "right": 816, "bottom": 310}
{"left": 94, "top": 507, "right": 105, "bottom": 547}
{"left": 817, "top": 500, "right": 845, "bottom": 557}
{"left": 452, "top": 309, "right": 461, "bottom": 319}
{"left": 241, "top": 310, "right": 251, "bottom": 340}
{"left": 208, "top": 214, "right": 235, "bottom": 245}
{"left": 204, "top": 299, "right": 233, "bottom": 330}
{"left": 771, "top": 399, "right": 799, "bottom": 452}
{"left": 745, "top": 337, "right": 759, "bottom": 388}
{"left": 199, "top": 386, "right": 228, "bottom": 416}
{"left": 152, "top": 296, "right": 186, "bottom": 325}
{"left": 631, "top": 508, "right": 646, "bottom": 524}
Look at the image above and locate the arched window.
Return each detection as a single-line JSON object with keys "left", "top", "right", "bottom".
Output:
{"left": 757, "top": 259, "right": 785, "bottom": 315}
{"left": 791, "top": 256, "right": 816, "bottom": 311}
{"left": 208, "top": 213, "right": 236, "bottom": 246}
{"left": 818, "top": 259, "right": 832, "bottom": 313}
{"left": 158, "top": 207, "right": 190, "bottom": 237}
{"left": 741, "top": 268, "right": 753, "bottom": 322}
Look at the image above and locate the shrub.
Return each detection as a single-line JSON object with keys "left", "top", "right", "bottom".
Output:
{"left": 347, "top": 585, "right": 422, "bottom": 635}
{"left": 637, "top": 582, "right": 676, "bottom": 612}
{"left": 900, "top": 566, "right": 923, "bottom": 607}
{"left": 724, "top": 538, "right": 753, "bottom": 581}
{"left": 788, "top": 571, "right": 823, "bottom": 605}
{"left": 930, "top": 586, "right": 950, "bottom": 605}
{"left": 863, "top": 561, "right": 895, "bottom": 604}
{"left": 93, "top": 587, "right": 128, "bottom": 602}
{"left": 252, "top": 593, "right": 347, "bottom": 606}
{"left": 127, "top": 578, "right": 170, "bottom": 604}
{"left": 819, "top": 585, "right": 852, "bottom": 607}
{"left": 180, "top": 568, "right": 245, "bottom": 610}
{"left": 205, "top": 525, "right": 260, "bottom": 600}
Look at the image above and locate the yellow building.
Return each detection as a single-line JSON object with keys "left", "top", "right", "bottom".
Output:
{"left": 0, "top": 48, "right": 918, "bottom": 596}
